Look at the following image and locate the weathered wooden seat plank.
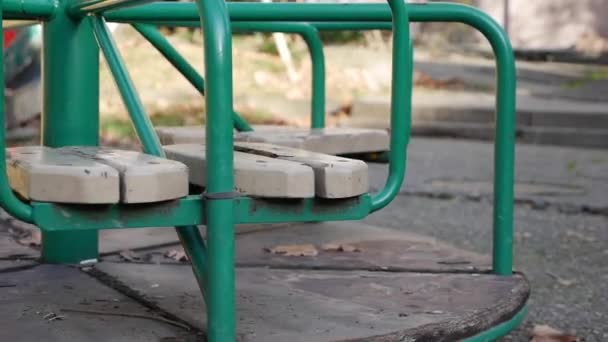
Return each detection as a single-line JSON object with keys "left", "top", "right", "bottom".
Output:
{"left": 163, "top": 143, "right": 368, "bottom": 198}
{"left": 163, "top": 143, "right": 315, "bottom": 198}
{"left": 60, "top": 147, "right": 189, "bottom": 203}
{"left": 6, "top": 146, "right": 120, "bottom": 203}
{"left": 156, "top": 125, "right": 390, "bottom": 155}
{"left": 235, "top": 142, "right": 369, "bottom": 198}
{"left": 6, "top": 146, "right": 189, "bottom": 204}
{"left": 156, "top": 125, "right": 296, "bottom": 145}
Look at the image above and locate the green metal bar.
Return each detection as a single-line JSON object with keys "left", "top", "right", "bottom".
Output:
{"left": 68, "top": 0, "right": 154, "bottom": 17}
{"left": 232, "top": 22, "right": 325, "bottom": 128}
{"left": 0, "top": 5, "right": 34, "bottom": 222}
{"left": 1, "top": 0, "right": 56, "bottom": 20}
{"left": 130, "top": 23, "right": 205, "bottom": 94}
{"left": 370, "top": 0, "right": 410, "bottom": 212}
{"left": 89, "top": 15, "right": 211, "bottom": 301}
{"left": 90, "top": 16, "right": 162, "bottom": 156}
{"left": 312, "top": 22, "right": 392, "bottom": 31}
{"left": 32, "top": 196, "right": 204, "bottom": 230}
{"left": 105, "top": 2, "right": 394, "bottom": 23}
{"left": 106, "top": 1, "right": 515, "bottom": 275}
{"left": 194, "top": 0, "right": 236, "bottom": 340}
{"left": 176, "top": 225, "right": 208, "bottom": 298}
{"left": 31, "top": 195, "right": 371, "bottom": 231}
{"left": 131, "top": 23, "right": 252, "bottom": 132}
{"left": 108, "top": 2, "right": 514, "bottom": 275}
{"left": 234, "top": 195, "right": 371, "bottom": 224}
{"left": 41, "top": 1, "right": 100, "bottom": 263}
{"left": 408, "top": 3, "right": 517, "bottom": 276}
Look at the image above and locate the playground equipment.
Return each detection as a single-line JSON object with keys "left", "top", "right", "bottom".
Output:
{"left": 0, "top": 0, "right": 528, "bottom": 340}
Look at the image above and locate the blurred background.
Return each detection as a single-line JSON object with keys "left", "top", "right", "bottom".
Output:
{"left": 4, "top": 0, "right": 608, "bottom": 149}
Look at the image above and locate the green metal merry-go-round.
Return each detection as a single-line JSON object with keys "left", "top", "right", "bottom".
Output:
{"left": 0, "top": 0, "right": 528, "bottom": 340}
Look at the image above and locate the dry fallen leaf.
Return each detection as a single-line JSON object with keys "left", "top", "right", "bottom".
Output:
{"left": 565, "top": 230, "right": 595, "bottom": 243}
{"left": 17, "top": 230, "right": 41, "bottom": 247}
{"left": 530, "top": 324, "right": 579, "bottom": 342}
{"left": 165, "top": 249, "right": 189, "bottom": 262}
{"left": 119, "top": 250, "right": 140, "bottom": 262}
{"left": 265, "top": 244, "right": 318, "bottom": 257}
{"left": 414, "top": 71, "right": 466, "bottom": 90}
{"left": 546, "top": 272, "right": 577, "bottom": 287}
{"left": 321, "top": 243, "right": 361, "bottom": 253}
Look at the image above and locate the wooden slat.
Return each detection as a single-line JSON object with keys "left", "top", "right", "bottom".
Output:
{"left": 156, "top": 125, "right": 390, "bottom": 154}
{"left": 155, "top": 125, "right": 298, "bottom": 145}
{"left": 60, "top": 147, "right": 189, "bottom": 203}
{"left": 6, "top": 146, "right": 120, "bottom": 204}
{"left": 234, "top": 142, "right": 369, "bottom": 198}
{"left": 238, "top": 127, "right": 390, "bottom": 155}
{"left": 163, "top": 144, "right": 315, "bottom": 198}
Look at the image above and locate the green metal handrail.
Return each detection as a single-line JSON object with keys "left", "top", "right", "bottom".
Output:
{"left": 68, "top": 0, "right": 154, "bottom": 17}
{"left": 370, "top": 0, "right": 410, "bottom": 212}
{"left": 1, "top": 0, "right": 56, "bottom": 20}
{"left": 0, "top": 6, "right": 34, "bottom": 222}
{"left": 105, "top": 2, "right": 515, "bottom": 275}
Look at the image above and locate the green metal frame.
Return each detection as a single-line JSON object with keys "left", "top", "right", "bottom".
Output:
{"left": 0, "top": 0, "right": 520, "bottom": 340}
{"left": 102, "top": 2, "right": 516, "bottom": 274}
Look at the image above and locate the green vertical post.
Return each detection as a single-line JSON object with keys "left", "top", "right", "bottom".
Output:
{"left": 195, "top": 0, "right": 236, "bottom": 340}
{"left": 302, "top": 25, "right": 325, "bottom": 129}
{"left": 41, "top": 1, "right": 100, "bottom": 263}
{"left": 407, "top": 3, "right": 516, "bottom": 275}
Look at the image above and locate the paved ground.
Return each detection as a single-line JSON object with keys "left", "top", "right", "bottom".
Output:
{"left": 0, "top": 137, "right": 606, "bottom": 341}
{"left": 348, "top": 55, "right": 608, "bottom": 149}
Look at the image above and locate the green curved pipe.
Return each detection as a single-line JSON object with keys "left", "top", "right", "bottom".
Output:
{"left": 0, "top": 8, "right": 34, "bottom": 222}
{"left": 369, "top": 0, "right": 411, "bottom": 213}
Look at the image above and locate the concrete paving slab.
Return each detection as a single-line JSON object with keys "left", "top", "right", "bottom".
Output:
{"left": 0, "top": 234, "right": 38, "bottom": 259}
{"left": 99, "top": 224, "right": 291, "bottom": 256}
{"left": 0, "top": 260, "right": 38, "bottom": 272}
{"left": 100, "top": 228, "right": 180, "bottom": 255}
{"left": 96, "top": 262, "right": 528, "bottom": 342}
{"left": 0, "top": 265, "right": 185, "bottom": 342}
{"left": 100, "top": 222, "right": 490, "bottom": 273}
{"left": 234, "top": 221, "right": 489, "bottom": 272}
{"left": 369, "top": 137, "right": 608, "bottom": 212}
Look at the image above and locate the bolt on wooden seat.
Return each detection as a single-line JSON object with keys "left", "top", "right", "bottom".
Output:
{"left": 163, "top": 142, "right": 369, "bottom": 198}
{"left": 156, "top": 125, "right": 390, "bottom": 155}
{"left": 7, "top": 146, "right": 189, "bottom": 204}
